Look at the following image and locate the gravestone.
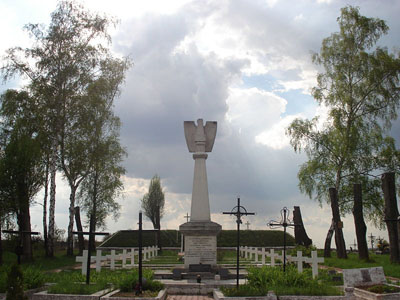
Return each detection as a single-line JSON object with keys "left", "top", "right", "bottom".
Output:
{"left": 179, "top": 119, "right": 221, "bottom": 268}
{"left": 343, "top": 267, "right": 386, "bottom": 287}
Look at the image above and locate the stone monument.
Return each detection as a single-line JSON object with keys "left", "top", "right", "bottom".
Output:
{"left": 179, "top": 119, "right": 222, "bottom": 268}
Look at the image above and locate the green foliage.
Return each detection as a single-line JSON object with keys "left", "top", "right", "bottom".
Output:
{"left": 47, "top": 281, "right": 109, "bottom": 295}
{"left": 223, "top": 266, "right": 342, "bottom": 296}
{"left": 141, "top": 175, "right": 165, "bottom": 228}
{"left": 287, "top": 6, "right": 400, "bottom": 225}
{"left": 324, "top": 252, "right": 400, "bottom": 278}
{"left": 6, "top": 264, "right": 27, "bottom": 300}
{"left": 100, "top": 229, "right": 294, "bottom": 247}
{"left": 366, "top": 284, "right": 400, "bottom": 294}
{"left": 221, "top": 285, "right": 265, "bottom": 297}
{"left": 289, "top": 244, "right": 317, "bottom": 257}
{"left": 22, "top": 266, "right": 45, "bottom": 290}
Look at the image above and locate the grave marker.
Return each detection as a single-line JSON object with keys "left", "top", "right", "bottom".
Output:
{"left": 305, "top": 250, "right": 324, "bottom": 278}
{"left": 343, "top": 267, "right": 386, "bottom": 287}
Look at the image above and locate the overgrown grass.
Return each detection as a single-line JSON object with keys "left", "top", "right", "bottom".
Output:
{"left": 0, "top": 265, "right": 46, "bottom": 293}
{"left": 47, "top": 281, "right": 109, "bottom": 295}
{"left": 222, "top": 265, "right": 343, "bottom": 297}
{"left": 323, "top": 252, "right": 400, "bottom": 278}
{"left": 1, "top": 249, "right": 78, "bottom": 271}
{"left": 45, "top": 268, "right": 162, "bottom": 294}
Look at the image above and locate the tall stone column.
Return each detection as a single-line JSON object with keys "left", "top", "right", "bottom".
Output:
{"left": 180, "top": 119, "right": 221, "bottom": 268}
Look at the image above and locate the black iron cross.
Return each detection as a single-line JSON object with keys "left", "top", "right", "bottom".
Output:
{"left": 223, "top": 197, "right": 255, "bottom": 289}
{"left": 368, "top": 233, "right": 375, "bottom": 251}
{"left": 72, "top": 226, "right": 109, "bottom": 285}
{"left": 2, "top": 229, "right": 39, "bottom": 264}
{"left": 268, "top": 206, "right": 299, "bottom": 272}
{"left": 350, "top": 238, "right": 357, "bottom": 251}
{"left": 119, "top": 212, "right": 159, "bottom": 294}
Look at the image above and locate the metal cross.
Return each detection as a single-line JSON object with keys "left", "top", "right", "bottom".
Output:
{"left": 223, "top": 197, "right": 255, "bottom": 289}
{"left": 350, "top": 238, "right": 357, "bottom": 251}
{"left": 2, "top": 229, "right": 39, "bottom": 264}
{"left": 368, "top": 233, "right": 375, "bottom": 251}
{"left": 268, "top": 207, "right": 299, "bottom": 272}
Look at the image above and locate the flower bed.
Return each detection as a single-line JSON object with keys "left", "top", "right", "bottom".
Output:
{"left": 353, "top": 284, "right": 400, "bottom": 300}
{"left": 220, "top": 266, "right": 343, "bottom": 298}
{"left": 101, "top": 289, "right": 167, "bottom": 300}
{"left": 32, "top": 287, "right": 113, "bottom": 300}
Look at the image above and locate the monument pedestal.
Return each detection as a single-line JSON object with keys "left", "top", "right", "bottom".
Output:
{"left": 180, "top": 221, "right": 221, "bottom": 268}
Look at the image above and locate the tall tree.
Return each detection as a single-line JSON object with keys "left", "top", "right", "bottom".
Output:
{"left": 142, "top": 175, "right": 165, "bottom": 250}
{"left": 1, "top": 0, "right": 130, "bottom": 256}
{"left": 77, "top": 72, "right": 126, "bottom": 246}
{"left": 287, "top": 6, "right": 400, "bottom": 258}
{"left": 0, "top": 90, "right": 44, "bottom": 262}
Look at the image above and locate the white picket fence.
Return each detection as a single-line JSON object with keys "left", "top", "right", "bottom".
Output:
{"left": 239, "top": 246, "right": 324, "bottom": 278}
{"left": 76, "top": 246, "right": 159, "bottom": 275}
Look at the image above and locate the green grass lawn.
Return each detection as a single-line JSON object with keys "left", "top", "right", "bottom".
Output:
{"left": 1, "top": 249, "right": 78, "bottom": 271}
{"left": 323, "top": 252, "right": 400, "bottom": 278}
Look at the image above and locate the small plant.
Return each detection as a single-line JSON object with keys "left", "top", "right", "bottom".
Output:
{"left": 22, "top": 266, "right": 45, "bottom": 289}
{"left": 47, "top": 281, "right": 109, "bottom": 295}
{"left": 221, "top": 284, "right": 265, "bottom": 297}
{"left": 377, "top": 239, "right": 389, "bottom": 253}
{"left": 366, "top": 284, "right": 400, "bottom": 294}
{"left": 6, "top": 264, "right": 27, "bottom": 300}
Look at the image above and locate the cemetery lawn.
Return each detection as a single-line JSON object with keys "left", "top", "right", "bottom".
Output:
{"left": 323, "top": 252, "right": 400, "bottom": 278}
{"left": 221, "top": 266, "right": 343, "bottom": 297}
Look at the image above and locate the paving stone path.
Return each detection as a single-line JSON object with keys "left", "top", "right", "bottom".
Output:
{"left": 167, "top": 295, "right": 213, "bottom": 300}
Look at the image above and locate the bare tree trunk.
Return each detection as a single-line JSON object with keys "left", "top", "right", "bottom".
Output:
{"left": 74, "top": 206, "right": 85, "bottom": 255}
{"left": 47, "top": 147, "right": 57, "bottom": 258}
{"left": 353, "top": 184, "right": 369, "bottom": 260}
{"left": 43, "top": 160, "right": 49, "bottom": 256}
{"left": 324, "top": 220, "right": 334, "bottom": 257}
{"left": 293, "top": 206, "right": 312, "bottom": 247}
{"left": 67, "top": 185, "right": 77, "bottom": 256}
{"left": 382, "top": 172, "right": 400, "bottom": 263}
{"left": 19, "top": 199, "right": 33, "bottom": 262}
{"left": 0, "top": 218, "right": 3, "bottom": 266}
{"left": 156, "top": 206, "right": 162, "bottom": 253}
{"left": 329, "top": 187, "right": 347, "bottom": 259}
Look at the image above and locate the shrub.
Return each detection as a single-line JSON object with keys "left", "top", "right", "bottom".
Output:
{"left": 47, "top": 281, "right": 109, "bottom": 295}
{"left": 221, "top": 284, "right": 265, "bottom": 297}
{"left": 245, "top": 265, "right": 342, "bottom": 296}
{"left": 6, "top": 264, "right": 27, "bottom": 300}
{"left": 22, "top": 266, "right": 45, "bottom": 289}
{"left": 289, "top": 244, "right": 317, "bottom": 257}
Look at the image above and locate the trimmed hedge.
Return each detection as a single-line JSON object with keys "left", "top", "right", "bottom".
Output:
{"left": 100, "top": 229, "right": 294, "bottom": 248}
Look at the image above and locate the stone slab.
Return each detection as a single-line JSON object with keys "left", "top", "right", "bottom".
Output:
{"left": 185, "top": 235, "right": 217, "bottom": 267}
{"left": 343, "top": 267, "right": 386, "bottom": 287}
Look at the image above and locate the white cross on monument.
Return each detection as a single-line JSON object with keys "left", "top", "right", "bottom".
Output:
{"left": 305, "top": 250, "right": 324, "bottom": 278}
{"left": 245, "top": 221, "right": 250, "bottom": 230}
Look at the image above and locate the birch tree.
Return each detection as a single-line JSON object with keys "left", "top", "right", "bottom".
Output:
{"left": 287, "top": 6, "right": 400, "bottom": 258}
{"left": 1, "top": 0, "right": 130, "bottom": 256}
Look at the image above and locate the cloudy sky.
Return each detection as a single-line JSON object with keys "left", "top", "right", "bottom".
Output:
{"left": 1, "top": 0, "right": 399, "bottom": 248}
